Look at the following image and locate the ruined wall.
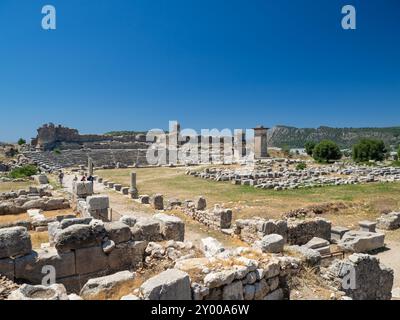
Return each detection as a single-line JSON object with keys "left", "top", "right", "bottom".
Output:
{"left": 234, "top": 217, "right": 331, "bottom": 245}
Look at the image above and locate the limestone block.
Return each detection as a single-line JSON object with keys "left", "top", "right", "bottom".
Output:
{"left": 86, "top": 195, "right": 109, "bottom": 211}
{"left": 359, "top": 220, "right": 377, "bottom": 233}
{"left": 114, "top": 184, "right": 122, "bottom": 192}
{"left": 151, "top": 194, "right": 164, "bottom": 210}
{"left": 195, "top": 196, "right": 207, "bottom": 210}
{"left": 60, "top": 217, "right": 92, "bottom": 230}
{"left": 54, "top": 224, "right": 104, "bottom": 253}
{"left": 107, "top": 241, "right": 147, "bottom": 271}
{"left": 222, "top": 280, "right": 244, "bottom": 300}
{"left": 0, "top": 258, "right": 14, "bottom": 280}
{"left": 153, "top": 213, "right": 185, "bottom": 241}
{"left": 15, "top": 248, "right": 76, "bottom": 283}
{"left": 121, "top": 187, "right": 129, "bottom": 195}
{"left": 263, "top": 288, "right": 284, "bottom": 300}
{"left": 0, "top": 227, "right": 32, "bottom": 259}
{"left": 73, "top": 182, "right": 93, "bottom": 197}
{"left": 75, "top": 246, "right": 109, "bottom": 274}
{"left": 331, "top": 226, "right": 350, "bottom": 243}
{"left": 104, "top": 222, "right": 132, "bottom": 244}
{"left": 80, "top": 271, "right": 136, "bottom": 300}
{"left": 338, "top": 231, "right": 385, "bottom": 253}
{"left": 204, "top": 270, "right": 236, "bottom": 288}
{"left": 34, "top": 174, "right": 49, "bottom": 185}
{"left": 253, "top": 234, "right": 284, "bottom": 253}
{"left": 140, "top": 269, "right": 191, "bottom": 300}
{"left": 131, "top": 218, "right": 161, "bottom": 242}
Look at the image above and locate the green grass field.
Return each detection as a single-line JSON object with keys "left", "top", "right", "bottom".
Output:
{"left": 96, "top": 167, "right": 400, "bottom": 227}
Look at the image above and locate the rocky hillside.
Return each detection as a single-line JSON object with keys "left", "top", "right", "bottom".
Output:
{"left": 267, "top": 125, "right": 400, "bottom": 149}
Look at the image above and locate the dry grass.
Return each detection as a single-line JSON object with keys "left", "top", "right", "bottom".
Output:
{"left": 29, "top": 231, "right": 49, "bottom": 248}
{"left": 0, "top": 181, "right": 34, "bottom": 193}
{"left": 0, "top": 208, "right": 73, "bottom": 225}
{"left": 95, "top": 167, "right": 400, "bottom": 223}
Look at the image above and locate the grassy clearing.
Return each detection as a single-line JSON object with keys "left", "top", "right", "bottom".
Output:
{"left": 96, "top": 167, "right": 400, "bottom": 225}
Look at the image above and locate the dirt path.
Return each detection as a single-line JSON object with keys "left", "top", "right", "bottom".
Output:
{"left": 62, "top": 174, "right": 238, "bottom": 247}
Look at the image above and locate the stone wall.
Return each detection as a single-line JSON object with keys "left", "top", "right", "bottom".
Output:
{"left": 136, "top": 247, "right": 297, "bottom": 300}
{"left": 234, "top": 217, "right": 331, "bottom": 246}
{"left": 0, "top": 212, "right": 185, "bottom": 294}
{"left": 0, "top": 187, "right": 70, "bottom": 216}
{"left": 324, "top": 253, "right": 393, "bottom": 300}
{"left": 185, "top": 207, "right": 233, "bottom": 230}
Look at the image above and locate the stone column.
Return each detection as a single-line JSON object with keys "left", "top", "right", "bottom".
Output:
{"left": 88, "top": 158, "right": 94, "bottom": 176}
{"left": 129, "top": 171, "right": 138, "bottom": 199}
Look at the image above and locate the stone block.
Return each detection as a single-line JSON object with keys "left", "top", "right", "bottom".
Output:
{"left": 73, "top": 182, "right": 93, "bottom": 197}
{"left": 222, "top": 280, "right": 244, "bottom": 300}
{"left": 253, "top": 234, "right": 284, "bottom": 253}
{"left": 338, "top": 231, "right": 385, "bottom": 253}
{"left": 131, "top": 218, "right": 161, "bottom": 241}
{"left": 86, "top": 195, "right": 109, "bottom": 211}
{"left": 114, "top": 184, "right": 122, "bottom": 192}
{"left": 153, "top": 213, "right": 185, "bottom": 241}
{"left": 104, "top": 222, "right": 132, "bottom": 244}
{"left": 331, "top": 226, "right": 350, "bottom": 244}
{"left": 0, "top": 227, "right": 32, "bottom": 259}
{"left": 75, "top": 246, "right": 109, "bottom": 274}
{"left": 60, "top": 217, "right": 92, "bottom": 229}
{"left": 140, "top": 269, "right": 191, "bottom": 300}
{"left": 121, "top": 187, "right": 129, "bottom": 195}
{"left": 54, "top": 224, "right": 104, "bottom": 253}
{"left": 80, "top": 271, "right": 135, "bottom": 300}
{"left": 151, "top": 194, "right": 164, "bottom": 210}
{"left": 359, "top": 220, "right": 377, "bottom": 233}
{"left": 107, "top": 241, "right": 147, "bottom": 271}
{"left": 195, "top": 196, "right": 207, "bottom": 210}
{"left": 200, "top": 237, "right": 225, "bottom": 258}
{"left": 0, "top": 258, "right": 14, "bottom": 280}
{"left": 7, "top": 283, "right": 69, "bottom": 300}
{"left": 15, "top": 248, "right": 75, "bottom": 283}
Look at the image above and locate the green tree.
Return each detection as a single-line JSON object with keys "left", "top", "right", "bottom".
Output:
{"left": 304, "top": 141, "right": 316, "bottom": 156}
{"left": 9, "top": 165, "right": 38, "bottom": 179}
{"left": 398, "top": 145, "right": 400, "bottom": 159}
{"left": 312, "top": 140, "right": 342, "bottom": 163}
{"left": 17, "top": 138, "right": 26, "bottom": 145}
{"left": 352, "top": 139, "right": 387, "bottom": 163}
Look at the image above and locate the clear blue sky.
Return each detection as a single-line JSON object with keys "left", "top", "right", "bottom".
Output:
{"left": 0, "top": 0, "right": 399, "bottom": 142}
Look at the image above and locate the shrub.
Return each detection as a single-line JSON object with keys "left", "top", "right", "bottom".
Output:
{"left": 398, "top": 146, "right": 400, "bottom": 159}
{"left": 352, "top": 139, "right": 387, "bottom": 163}
{"left": 53, "top": 148, "right": 61, "bottom": 155}
{"left": 9, "top": 165, "right": 38, "bottom": 179}
{"left": 304, "top": 141, "right": 316, "bottom": 156}
{"left": 296, "top": 162, "right": 307, "bottom": 171}
{"left": 312, "top": 140, "right": 342, "bottom": 163}
{"left": 17, "top": 138, "right": 26, "bottom": 146}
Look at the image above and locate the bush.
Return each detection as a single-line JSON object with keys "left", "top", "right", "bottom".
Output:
{"left": 296, "top": 162, "right": 307, "bottom": 170}
{"left": 9, "top": 165, "right": 38, "bottom": 179}
{"left": 304, "top": 141, "right": 316, "bottom": 156}
{"left": 352, "top": 139, "right": 387, "bottom": 163}
{"left": 17, "top": 138, "right": 26, "bottom": 146}
{"left": 312, "top": 140, "right": 342, "bottom": 163}
{"left": 398, "top": 146, "right": 400, "bottom": 159}
{"left": 53, "top": 148, "right": 61, "bottom": 155}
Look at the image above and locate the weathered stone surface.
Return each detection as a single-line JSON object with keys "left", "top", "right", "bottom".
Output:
{"left": 201, "top": 237, "right": 225, "bottom": 257}
{"left": 204, "top": 270, "right": 236, "bottom": 288}
{"left": 104, "top": 222, "right": 132, "bottom": 244}
{"left": 119, "top": 215, "right": 137, "bottom": 227}
{"left": 86, "top": 195, "right": 109, "bottom": 211}
{"left": 195, "top": 196, "right": 207, "bottom": 210}
{"left": 75, "top": 246, "right": 109, "bottom": 274}
{"left": 80, "top": 271, "right": 135, "bottom": 300}
{"left": 102, "top": 239, "right": 115, "bottom": 254}
{"left": 153, "top": 213, "right": 185, "bottom": 241}
{"left": 107, "top": 241, "right": 147, "bottom": 271}
{"left": 54, "top": 224, "right": 104, "bottom": 253}
{"left": 377, "top": 212, "right": 400, "bottom": 230}
{"left": 140, "top": 269, "right": 191, "bottom": 300}
{"left": 0, "top": 227, "right": 32, "bottom": 259}
{"left": 131, "top": 218, "right": 161, "bottom": 241}
{"left": 60, "top": 217, "right": 92, "bottom": 230}
{"left": 0, "top": 258, "right": 14, "bottom": 280}
{"left": 8, "top": 284, "right": 69, "bottom": 300}
{"left": 331, "top": 226, "right": 350, "bottom": 243}
{"left": 359, "top": 220, "right": 377, "bottom": 233}
{"left": 243, "top": 284, "right": 255, "bottom": 300}
{"left": 253, "top": 279, "right": 269, "bottom": 300}
{"left": 338, "top": 231, "right": 385, "bottom": 253}
{"left": 253, "top": 234, "right": 284, "bottom": 253}
{"left": 151, "top": 194, "right": 164, "bottom": 210}
{"left": 287, "top": 245, "right": 321, "bottom": 266}
{"left": 327, "top": 253, "right": 393, "bottom": 300}
{"left": 15, "top": 248, "right": 75, "bottom": 283}
{"left": 222, "top": 280, "right": 243, "bottom": 300}
{"left": 73, "top": 181, "right": 93, "bottom": 197}
{"left": 263, "top": 288, "right": 284, "bottom": 300}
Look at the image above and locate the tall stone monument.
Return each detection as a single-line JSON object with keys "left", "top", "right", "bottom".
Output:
{"left": 129, "top": 171, "right": 139, "bottom": 199}
{"left": 253, "top": 125, "right": 268, "bottom": 159}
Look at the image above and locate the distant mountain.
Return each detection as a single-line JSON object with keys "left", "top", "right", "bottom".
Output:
{"left": 267, "top": 125, "right": 400, "bottom": 149}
